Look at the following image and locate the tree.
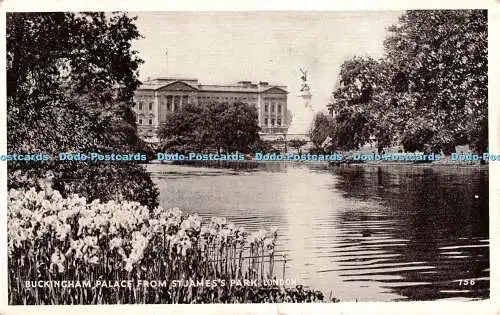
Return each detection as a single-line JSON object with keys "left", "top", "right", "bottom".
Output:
{"left": 384, "top": 10, "right": 487, "bottom": 153}
{"left": 309, "top": 112, "right": 336, "bottom": 151}
{"left": 7, "top": 12, "right": 159, "bottom": 208}
{"left": 158, "top": 102, "right": 261, "bottom": 154}
{"left": 329, "top": 10, "right": 487, "bottom": 154}
{"left": 248, "top": 138, "right": 276, "bottom": 153}
{"left": 157, "top": 103, "right": 211, "bottom": 153}
{"left": 287, "top": 139, "right": 308, "bottom": 152}
{"left": 330, "top": 57, "right": 395, "bottom": 152}
{"left": 210, "top": 102, "right": 260, "bottom": 153}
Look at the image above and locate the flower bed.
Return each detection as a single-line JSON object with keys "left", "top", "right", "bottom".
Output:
{"left": 8, "top": 188, "right": 335, "bottom": 304}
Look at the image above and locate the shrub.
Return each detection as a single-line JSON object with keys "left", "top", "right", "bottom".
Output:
{"left": 8, "top": 162, "right": 159, "bottom": 210}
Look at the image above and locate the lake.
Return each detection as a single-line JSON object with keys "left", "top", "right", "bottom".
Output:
{"left": 148, "top": 162, "right": 489, "bottom": 301}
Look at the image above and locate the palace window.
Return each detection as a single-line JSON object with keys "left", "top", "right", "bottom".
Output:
{"left": 278, "top": 104, "right": 282, "bottom": 113}
{"left": 174, "top": 96, "right": 180, "bottom": 110}
{"left": 264, "top": 118, "right": 268, "bottom": 126}
{"left": 277, "top": 119, "right": 282, "bottom": 126}
{"left": 149, "top": 102, "right": 153, "bottom": 110}
{"left": 265, "top": 104, "right": 268, "bottom": 112}
{"left": 138, "top": 119, "right": 143, "bottom": 125}
{"left": 271, "top": 118, "right": 275, "bottom": 126}
{"left": 271, "top": 103, "right": 275, "bottom": 112}
{"left": 167, "top": 95, "right": 173, "bottom": 110}
{"left": 138, "top": 102, "right": 143, "bottom": 110}
{"left": 148, "top": 119, "right": 153, "bottom": 125}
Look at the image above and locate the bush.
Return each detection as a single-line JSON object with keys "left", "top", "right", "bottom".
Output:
{"left": 8, "top": 162, "right": 159, "bottom": 210}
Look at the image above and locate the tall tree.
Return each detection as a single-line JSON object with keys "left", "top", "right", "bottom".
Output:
{"left": 7, "top": 12, "right": 159, "bottom": 208}
{"left": 157, "top": 103, "right": 211, "bottom": 153}
{"left": 330, "top": 56, "right": 396, "bottom": 152}
{"left": 309, "top": 112, "right": 336, "bottom": 151}
{"left": 329, "top": 10, "right": 487, "bottom": 154}
{"left": 158, "top": 102, "right": 261, "bottom": 154}
{"left": 384, "top": 10, "right": 487, "bottom": 153}
{"left": 211, "top": 102, "right": 260, "bottom": 153}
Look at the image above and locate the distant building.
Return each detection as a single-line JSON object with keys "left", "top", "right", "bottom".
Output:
{"left": 133, "top": 77, "right": 289, "bottom": 144}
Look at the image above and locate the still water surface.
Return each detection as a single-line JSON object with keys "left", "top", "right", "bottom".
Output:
{"left": 148, "top": 163, "right": 489, "bottom": 301}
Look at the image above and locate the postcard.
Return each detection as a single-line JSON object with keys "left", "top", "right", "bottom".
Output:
{"left": 0, "top": 1, "right": 498, "bottom": 315}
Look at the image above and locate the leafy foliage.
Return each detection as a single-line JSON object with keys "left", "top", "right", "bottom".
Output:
{"left": 287, "top": 139, "right": 308, "bottom": 151}
{"left": 158, "top": 102, "right": 261, "bottom": 154}
{"left": 156, "top": 103, "right": 210, "bottom": 153}
{"left": 7, "top": 12, "right": 159, "bottom": 208}
{"left": 329, "top": 10, "right": 487, "bottom": 153}
{"left": 329, "top": 57, "right": 396, "bottom": 152}
{"left": 309, "top": 112, "right": 336, "bottom": 151}
{"left": 385, "top": 10, "right": 487, "bottom": 153}
{"left": 248, "top": 139, "right": 276, "bottom": 153}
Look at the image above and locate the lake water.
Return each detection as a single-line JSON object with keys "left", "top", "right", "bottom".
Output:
{"left": 148, "top": 162, "right": 489, "bottom": 301}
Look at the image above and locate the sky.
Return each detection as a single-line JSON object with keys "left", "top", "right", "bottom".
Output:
{"left": 130, "top": 11, "right": 403, "bottom": 112}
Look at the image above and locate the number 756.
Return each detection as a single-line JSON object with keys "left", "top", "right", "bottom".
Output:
{"left": 458, "top": 279, "right": 476, "bottom": 286}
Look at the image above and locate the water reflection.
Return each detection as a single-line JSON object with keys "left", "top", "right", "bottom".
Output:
{"left": 330, "top": 166, "right": 489, "bottom": 300}
{"left": 149, "top": 163, "right": 489, "bottom": 301}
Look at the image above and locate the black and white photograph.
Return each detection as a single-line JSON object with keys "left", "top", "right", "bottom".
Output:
{"left": 4, "top": 8, "right": 489, "bottom": 306}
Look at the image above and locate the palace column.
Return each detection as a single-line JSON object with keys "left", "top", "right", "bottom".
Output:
{"left": 154, "top": 91, "right": 159, "bottom": 127}
{"left": 282, "top": 103, "right": 285, "bottom": 127}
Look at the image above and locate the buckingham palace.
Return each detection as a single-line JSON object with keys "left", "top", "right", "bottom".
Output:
{"left": 133, "top": 77, "right": 289, "bottom": 144}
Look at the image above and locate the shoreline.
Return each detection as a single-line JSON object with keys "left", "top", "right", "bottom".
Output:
{"left": 147, "top": 159, "right": 489, "bottom": 170}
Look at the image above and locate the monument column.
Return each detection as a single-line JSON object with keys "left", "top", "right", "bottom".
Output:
{"left": 286, "top": 68, "right": 315, "bottom": 141}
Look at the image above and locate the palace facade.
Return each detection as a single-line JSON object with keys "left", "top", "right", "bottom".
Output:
{"left": 133, "top": 77, "right": 288, "bottom": 143}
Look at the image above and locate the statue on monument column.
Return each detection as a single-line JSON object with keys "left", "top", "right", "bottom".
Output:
{"left": 299, "top": 68, "right": 310, "bottom": 92}
{"left": 287, "top": 67, "right": 315, "bottom": 139}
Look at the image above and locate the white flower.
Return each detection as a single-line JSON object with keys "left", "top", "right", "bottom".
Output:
{"left": 55, "top": 223, "right": 71, "bottom": 241}
{"left": 37, "top": 190, "right": 46, "bottom": 201}
{"left": 20, "top": 209, "right": 32, "bottom": 219}
{"left": 125, "top": 261, "right": 133, "bottom": 272}
{"left": 109, "top": 225, "right": 118, "bottom": 234}
{"left": 88, "top": 256, "right": 99, "bottom": 264}
{"left": 249, "top": 230, "right": 266, "bottom": 245}
{"left": 50, "top": 190, "right": 62, "bottom": 201}
{"left": 109, "top": 237, "right": 123, "bottom": 250}
{"left": 263, "top": 237, "right": 276, "bottom": 252}
{"left": 77, "top": 217, "right": 93, "bottom": 235}
{"left": 50, "top": 250, "right": 65, "bottom": 273}
{"left": 43, "top": 215, "right": 58, "bottom": 226}
{"left": 41, "top": 199, "right": 51, "bottom": 210}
